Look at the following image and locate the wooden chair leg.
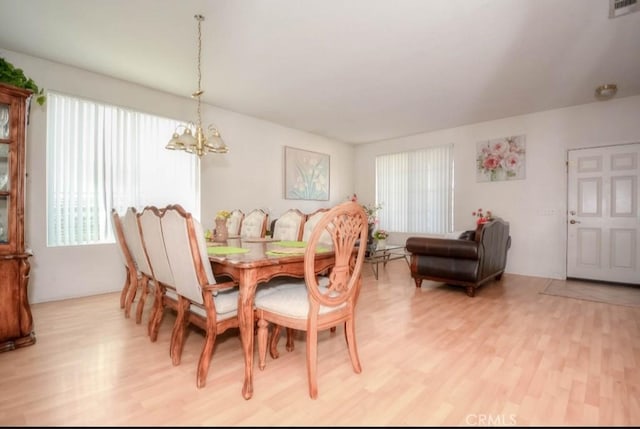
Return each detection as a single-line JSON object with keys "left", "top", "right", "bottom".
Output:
{"left": 257, "top": 318, "right": 269, "bottom": 370}
{"left": 170, "top": 298, "right": 190, "bottom": 366}
{"left": 124, "top": 271, "right": 138, "bottom": 318}
{"left": 345, "top": 318, "right": 362, "bottom": 373}
{"left": 148, "top": 291, "right": 165, "bottom": 341}
{"left": 285, "top": 327, "right": 295, "bottom": 352}
{"left": 196, "top": 316, "right": 217, "bottom": 388}
{"left": 306, "top": 328, "right": 319, "bottom": 399}
{"left": 135, "top": 277, "right": 150, "bottom": 324}
{"left": 119, "top": 267, "right": 131, "bottom": 309}
{"left": 269, "top": 325, "right": 282, "bottom": 359}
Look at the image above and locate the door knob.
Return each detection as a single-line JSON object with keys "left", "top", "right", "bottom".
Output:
{"left": 569, "top": 219, "right": 580, "bottom": 224}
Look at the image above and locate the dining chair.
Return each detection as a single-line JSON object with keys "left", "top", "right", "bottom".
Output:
{"left": 240, "top": 208, "right": 268, "bottom": 238}
{"left": 110, "top": 209, "right": 137, "bottom": 312}
{"left": 226, "top": 209, "right": 244, "bottom": 236}
{"left": 272, "top": 208, "right": 307, "bottom": 241}
{"left": 254, "top": 201, "right": 368, "bottom": 399}
{"left": 273, "top": 207, "right": 328, "bottom": 351}
{"left": 161, "top": 204, "right": 240, "bottom": 388}
{"left": 122, "top": 207, "right": 154, "bottom": 324}
{"left": 121, "top": 207, "right": 154, "bottom": 322}
{"left": 302, "top": 208, "right": 331, "bottom": 245}
{"left": 138, "top": 206, "right": 179, "bottom": 341}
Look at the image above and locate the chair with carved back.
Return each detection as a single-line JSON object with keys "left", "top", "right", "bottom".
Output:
{"left": 226, "top": 209, "right": 244, "bottom": 237}
{"left": 161, "top": 204, "right": 240, "bottom": 388}
{"left": 111, "top": 209, "right": 137, "bottom": 312}
{"left": 121, "top": 207, "right": 154, "bottom": 322}
{"left": 240, "top": 209, "right": 268, "bottom": 238}
{"left": 272, "top": 208, "right": 307, "bottom": 242}
{"left": 138, "top": 206, "right": 179, "bottom": 341}
{"left": 255, "top": 201, "right": 368, "bottom": 399}
{"left": 273, "top": 207, "right": 331, "bottom": 351}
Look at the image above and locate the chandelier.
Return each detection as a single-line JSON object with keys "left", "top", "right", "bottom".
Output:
{"left": 166, "top": 14, "right": 228, "bottom": 157}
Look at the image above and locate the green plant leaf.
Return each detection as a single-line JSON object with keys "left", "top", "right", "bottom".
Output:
{"left": 0, "top": 57, "right": 46, "bottom": 105}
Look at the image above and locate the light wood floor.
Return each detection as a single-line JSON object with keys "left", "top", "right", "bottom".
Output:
{"left": 1, "top": 261, "right": 639, "bottom": 426}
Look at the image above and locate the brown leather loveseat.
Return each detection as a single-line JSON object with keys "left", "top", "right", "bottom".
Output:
{"left": 405, "top": 218, "right": 511, "bottom": 297}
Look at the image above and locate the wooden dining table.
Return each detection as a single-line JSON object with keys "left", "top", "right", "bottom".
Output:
{"left": 207, "top": 237, "right": 335, "bottom": 400}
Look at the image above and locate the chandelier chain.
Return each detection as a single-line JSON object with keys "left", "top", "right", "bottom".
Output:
{"left": 195, "top": 14, "right": 203, "bottom": 128}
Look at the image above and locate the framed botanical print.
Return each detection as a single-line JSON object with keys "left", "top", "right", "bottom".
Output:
{"left": 284, "top": 146, "right": 330, "bottom": 200}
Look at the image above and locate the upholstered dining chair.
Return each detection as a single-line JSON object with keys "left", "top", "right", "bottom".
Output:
{"left": 254, "top": 201, "right": 368, "bottom": 399}
{"left": 121, "top": 207, "right": 154, "bottom": 322}
{"left": 138, "top": 206, "right": 178, "bottom": 342}
{"left": 240, "top": 209, "right": 268, "bottom": 238}
{"left": 302, "top": 208, "right": 331, "bottom": 245}
{"left": 274, "top": 207, "right": 330, "bottom": 351}
{"left": 161, "top": 204, "right": 240, "bottom": 388}
{"left": 272, "top": 208, "right": 307, "bottom": 241}
{"left": 226, "top": 209, "right": 244, "bottom": 237}
{"left": 138, "top": 206, "right": 179, "bottom": 341}
{"left": 111, "top": 209, "right": 137, "bottom": 312}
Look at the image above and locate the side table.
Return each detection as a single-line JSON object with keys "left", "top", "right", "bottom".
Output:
{"left": 364, "top": 244, "right": 409, "bottom": 280}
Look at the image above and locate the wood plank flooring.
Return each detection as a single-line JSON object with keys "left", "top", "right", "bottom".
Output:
{"left": 1, "top": 260, "right": 639, "bottom": 426}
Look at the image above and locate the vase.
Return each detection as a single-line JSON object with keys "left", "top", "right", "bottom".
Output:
{"left": 376, "top": 238, "right": 387, "bottom": 250}
{"left": 214, "top": 218, "right": 228, "bottom": 243}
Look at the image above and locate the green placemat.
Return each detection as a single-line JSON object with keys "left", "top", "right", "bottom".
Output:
{"left": 273, "top": 240, "right": 307, "bottom": 248}
{"left": 266, "top": 245, "right": 330, "bottom": 256}
{"left": 207, "top": 246, "right": 250, "bottom": 255}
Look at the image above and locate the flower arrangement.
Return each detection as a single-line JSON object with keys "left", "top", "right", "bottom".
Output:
{"left": 373, "top": 229, "right": 388, "bottom": 240}
{"left": 349, "top": 193, "right": 382, "bottom": 224}
{"left": 472, "top": 208, "right": 494, "bottom": 225}
{"left": 476, "top": 135, "right": 526, "bottom": 182}
{"left": 216, "top": 210, "right": 231, "bottom": 220}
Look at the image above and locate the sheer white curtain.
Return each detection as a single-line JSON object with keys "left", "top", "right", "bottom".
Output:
{"left": 375, "top": 144, "right": 453, "bottom": 234}
{"left": 46, "top": 92, "right": 199, "bottom": 246}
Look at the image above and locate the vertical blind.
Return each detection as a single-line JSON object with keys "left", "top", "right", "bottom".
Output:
{"left": 375, "top": 144, "right": 453, "bottom": 234}
{"left": 46, "top": 92, "right": 200, "bottom": 246}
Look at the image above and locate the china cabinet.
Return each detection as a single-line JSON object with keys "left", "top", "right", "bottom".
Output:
{"left": 0, "top": 82, "right": 34, "bottom": 352}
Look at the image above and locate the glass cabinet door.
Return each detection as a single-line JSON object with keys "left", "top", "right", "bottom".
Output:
{"left": 0, "top": 102, "right": 8, "bottom": 139}
{"left": 0, "top": 102, "right": 10, "bottom": 244}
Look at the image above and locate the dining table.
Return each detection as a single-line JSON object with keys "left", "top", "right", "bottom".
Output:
{"left": 207, "top": 237, "right": 335, "bottom": 400}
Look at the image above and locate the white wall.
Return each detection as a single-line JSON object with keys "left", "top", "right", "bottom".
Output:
{"left": 355, "top": 95, "right": 640, "bottom": 280}
{"left": 4, "top": 47, "right": 639, "bottom": 301}
{"left": 1, "top": 49, "right": 355, "bottom": 303}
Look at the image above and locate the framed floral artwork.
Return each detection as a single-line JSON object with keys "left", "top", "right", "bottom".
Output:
{"left": 284, "top": 146, "right": 330, "bottom": 200}
{"left": 476, "top": 135, "right": 526, "bottom": 182}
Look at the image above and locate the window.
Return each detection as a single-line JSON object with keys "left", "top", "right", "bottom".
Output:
{"left": 46, "top": 92, "right": 200, "bottom": 246}
{"left": 375, "top": 144, "right": 453, "bottom": 234}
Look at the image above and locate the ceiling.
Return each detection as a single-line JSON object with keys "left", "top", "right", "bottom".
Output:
{"left": 1, "top": 0, "right": 639, "bottom": 144}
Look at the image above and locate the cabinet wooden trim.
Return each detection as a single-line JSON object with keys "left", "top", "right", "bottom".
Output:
{"left": 0, "top": 82, "right": 35, "bottom": 352}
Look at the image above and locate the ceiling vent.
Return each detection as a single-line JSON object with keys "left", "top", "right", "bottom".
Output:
{"left": 609, "top": 0, "right": 638, "bottom": 18}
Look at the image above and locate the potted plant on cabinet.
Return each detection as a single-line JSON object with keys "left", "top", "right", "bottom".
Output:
{"left": 0, "top": 57, "right": 46, "bottom": 106}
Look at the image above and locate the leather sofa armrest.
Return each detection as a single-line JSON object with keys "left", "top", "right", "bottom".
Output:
{"left": 406, "top": 237, "right": 480, "bottom": 260}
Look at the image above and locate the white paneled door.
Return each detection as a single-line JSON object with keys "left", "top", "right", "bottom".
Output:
{"left": 567, "top": 143, "right": 640, "bottom": 284}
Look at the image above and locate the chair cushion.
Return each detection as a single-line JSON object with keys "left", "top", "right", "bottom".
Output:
{"left": 188, "top": 289, "right": 239, "bottom": 321}
{"left": 254, "top": 280, "right": 344, "bottom": 319}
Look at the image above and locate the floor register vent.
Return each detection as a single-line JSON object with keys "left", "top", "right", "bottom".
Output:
{"left": 609, "top": 0, "right": 638, "bottom": 18}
